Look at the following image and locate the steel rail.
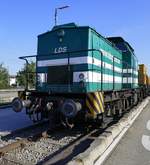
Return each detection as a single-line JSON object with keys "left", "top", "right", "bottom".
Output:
{"left": 1, "top": 120, "right": 48, "bottom": 140}
{"left": 39, "top": 121, "right": 114, "bottom": 165}
{"left": 0, "top": 129, "right": 49, "bottom": 157}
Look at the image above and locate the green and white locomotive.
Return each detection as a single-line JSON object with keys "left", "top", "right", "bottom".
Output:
{"left": 12, "top": 23, "right": 143, "bottom": 128}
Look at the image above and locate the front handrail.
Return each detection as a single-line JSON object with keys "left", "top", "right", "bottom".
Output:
{"left": 18, "top": 49, "right": 124, "bottom": 91}
{"left": 19, "top": 49, "right": 102, "bottom": 60}
{"left": 19, "top": 49, "right": 103, "bottom": 91}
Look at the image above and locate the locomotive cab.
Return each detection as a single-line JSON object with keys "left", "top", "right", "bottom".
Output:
{"left": 37, "top": 23, "right": 90, "bottom": 94}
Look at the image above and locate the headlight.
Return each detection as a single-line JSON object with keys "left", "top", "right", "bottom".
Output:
{"left": 57, "top": 29, "right": 65, "bottom": 37}
{"left": 79, "top": 73, "right": 85, "bottom": 80}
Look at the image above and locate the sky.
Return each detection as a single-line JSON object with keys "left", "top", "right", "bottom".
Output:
{"left": 0, "top": 0, "right": 150, "bottom": 75}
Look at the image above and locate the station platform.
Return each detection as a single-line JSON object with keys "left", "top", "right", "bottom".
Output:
{"left": 104, "top": 101, "right": 150, "bottom": 165}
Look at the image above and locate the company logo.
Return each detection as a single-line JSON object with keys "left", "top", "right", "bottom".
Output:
{"left": 54, "top": 47, "right": 67, "bottom": 54}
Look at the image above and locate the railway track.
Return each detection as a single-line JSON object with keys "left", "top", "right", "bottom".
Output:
{"left": 0, "top": 101, "right": 141, "bottom": 165}
{"left": 0, "top": 119, "right": 52, "bottom": 158}
{"left": 39, "top": 120, "right": 116, "bottom": 165}
{"left": 1, "top": 120, "right": 49, "bottom": 139}
{"left": 0, "top": 126, "right": 83, "bottom": 165}
{"left": 1, "top": 101, "right": 138, "bottom": 165}
{"left": 40, "top": 128, "right": 101, "bottom": 165}
{"left": 0, "top": 117, "right": 116, "bottom": 165}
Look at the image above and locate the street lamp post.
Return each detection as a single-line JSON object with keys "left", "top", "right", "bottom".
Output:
{"left": 55, "top": 5, "right": 70, "bottom": 26}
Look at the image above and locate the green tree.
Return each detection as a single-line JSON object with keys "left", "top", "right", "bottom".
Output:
{"left": 16, "top": 61, "right": 36, "bottom": 89}
{"left": 0, "top": 63, "right": 9, "bottom": 89}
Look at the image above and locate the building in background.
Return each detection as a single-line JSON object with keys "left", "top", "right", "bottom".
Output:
{"left": 9, "top": 75, "right": 17, "bottom": 86}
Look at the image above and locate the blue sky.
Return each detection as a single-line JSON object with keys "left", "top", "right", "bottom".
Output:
{"left": 0, "top": 0, "right": 150, "bottom": 74}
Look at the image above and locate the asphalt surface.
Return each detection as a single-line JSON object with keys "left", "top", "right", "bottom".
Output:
{"left": 103, "top": 101, "right": 150, "bottom": 165}
{"left": 0, "top": 107, "right": 32, "bottom": 133}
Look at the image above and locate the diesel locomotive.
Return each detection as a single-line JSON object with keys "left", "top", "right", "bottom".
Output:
{"left": 12, "top": 23, "right": 149, "bottom": 128}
